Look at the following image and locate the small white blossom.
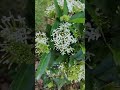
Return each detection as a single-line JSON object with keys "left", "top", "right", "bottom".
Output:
{"left": 58, "top": 0, "right": 85, "bottom": 13}
{"left": 46, "top": 70, "right": 51, "bottom": 75}
{"left": 46, "top": 0, "right": 85, "bottom": 17}
{"left": 0, "top": 14, "right": 30, "bottom": 44}
{"left": 52, "top": 22, "right": 77, "bottom": 55}
{"left": 35, "top": 31, "right": 49, "bottom": 54}
{"left": 78, "top": 62, "right": 85, "bottom": 81}
{"left": 59, "top": 63, "right": 64, "bottom": 70}
{"left": 86, "top": 51, "right": 95, "bottom": 61}
{"left": 35, "top": 31, "right": 48, "bottom": 45}
{"left": 85, "top": 22, "right": 101, "bottom": 42}
{"left": 45, "top": 5, "right": 55, "bottom": 15}
{"left": 0, "top": 13, "right": 31, "bottom": 67}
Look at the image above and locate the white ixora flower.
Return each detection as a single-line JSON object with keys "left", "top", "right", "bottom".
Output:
{"left": 46, "top": 0, "right": 85, "bottom": 17}
{"left": 52, "top": 22, "right": 77, "bottom": 55}
{"left": 45, "top": 5, "right": 55, "bottom": 16}
{"left": 85, "top": 22, "right": 101, "bottom": 42}
{"left": 78, "top": 62, "right": 85, "bottom": 81}
{"left": 0, "top": 14, "right": 31, "bottom": 44}
{"left": 35, "top": 31, "right": 49, "bottom": 54}
{"left": 35, "top": 31, "right": 48, "bottom": 44}
{"left": 58, "top": 0, "right": 85, "bottom": 13}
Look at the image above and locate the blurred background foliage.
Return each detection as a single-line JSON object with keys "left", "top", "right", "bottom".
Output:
{"left": 35, "top": 0, "right": 51, "bottom": 31}
{"left": 86, "top": 0, "right": 120, "bottom": 90}
{"left": 0, "top": 0, "right": 34, "bottom": 90}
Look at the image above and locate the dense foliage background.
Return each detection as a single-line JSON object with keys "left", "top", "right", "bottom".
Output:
{"left": 86, "top": 0, "right": 120, "bottom": 90}
{"left": 0, "top": 0, "right": 34, "bottom": 90}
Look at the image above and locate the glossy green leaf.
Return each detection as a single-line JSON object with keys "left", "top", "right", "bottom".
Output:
{"left": 104, "top": 82, "right": 120, "bottom": 90}
{"left": 69, "top": 12, "right": 85, "bottom": 23}
{"left": 35, "top": 52, "right": 51, "bottom": 80}
{"left": 73, "top": 50, "right": 84, "bottom": 60}
{"left": 10, "top": 64, "right": 34, "bottom": 90}
{"left": 86, "top": 1, "right": 100, "bottom": 26}
{"left": 50, "top": 19, "right": 60, "bottom": 35}
{"left": 92, "top": 54, "right": 114, "bottom": 76}
{"left": 55, "top": 55, "right": 67, "bottom": 63}
{"left": 54, "top": 78, "right": 67, "bottom": 90}
{"left": 63, "top": 0, "right": 68, "bottom": 15}
{"left": 54, "top": 0, "right": 62, "bottom": 17}
{"left": 69, "top": 18, "right": 85, "bottom": 23}
{"left": 112, "top": 48, "right": 120, "bottom": 66}
{"left": 80, "top": 80, "right": 85, "bottom": 90}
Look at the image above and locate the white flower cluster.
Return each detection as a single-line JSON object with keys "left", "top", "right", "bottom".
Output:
{"left": 35, "top": 32, "right": 48, "bottom": 45}
{"left": 0, "top": 14, "right": 30, "bottom": 44}
{"left": 78, "top": 62, "right": 85, "bottom": 81}
{"left": 86, "top": 51, "right": 95, "bottom": 61}
{"left": 0, "top": 14, "right": 32, "bottom": 66}
{"left": 85, "top": 22, "right": 101, "bottom": 42}
{"left": 35, "top": 31, "right": 49, "bottom": 54}
{"left": 45, "top": 5, "right": 55, "bottom": 16}
{"left": 52, "top": 22, "right": 77, "bottom": 55}
{"left": 46, "top": 61, "right": 85, "bottom": 82}
{"left": 46, "top": 0, "right": 85, "bottom": 16}
{"left": 58, "top": 0, "right": 85, "bottom": 12}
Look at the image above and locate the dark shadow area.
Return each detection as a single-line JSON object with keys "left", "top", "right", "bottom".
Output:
{"left": 86, "top": 0, "right": 120, "bottom": 90}
{"left": 0, "top": 0, "right": 35, "bottom": 90}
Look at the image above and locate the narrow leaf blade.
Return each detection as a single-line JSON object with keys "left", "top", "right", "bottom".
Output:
{"left": 10, "top": 64, "right": 34, "bottom": 90}
{"left": 63, "top": 0, "right": 68, "bottom": 15}
{"left": 35, "top": 52, "right": 51, "bottom": 80}
{"left": 54, "top": 0, "right": 62, "bottom": 17}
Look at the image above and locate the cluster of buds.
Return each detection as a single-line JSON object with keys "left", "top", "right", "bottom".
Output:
{"left": 66, "top": 61, "right": 85, "bottom": 82}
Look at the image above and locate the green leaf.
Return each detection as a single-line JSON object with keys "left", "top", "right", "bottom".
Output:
{"left": 86, "top": 69, "right": 94, "bottom": 90}
{"left": 92, "top": 54, "right": 114, "bottom": 76}
{"left": 69, "top": 12, "right": 85, "bottom": 23}
{"left": 80, "top": 80, "right": 85, "bottom": 90}
{"left": 86, "top": 1, "right": 100, "bottom": 26}
{"left": 54, "top": 0, "right": 62, "bottom": 17}
{"left": 112, "top": 48, "right": 120, "bottom": 66}
{"left": 73, "top": 50, "right": 84, "bottom": 60}
{"left": 10, "top": 64, "right": 34, "bottom": 90}
{"left": 81, "top": 0, "right": 85, "bottom": 3}
{"left": 71, "top": 12, "right": 85, "bottom": 19}
{"left": 70, "top": 18, "right": 85, "bottom": 23}
{"left": 48, "top": 51, "right": 56, "bottom": 66}
{"left": 54, "top": 55, "right": 67, "bottom": 64}
{"left": 53, "top": 78, "right": 67, "bottom": 90}
{"left": 47, "top": 81, "right": 54, "bottom": 88}
{"left": 50, "top": 19, "right": 60, "bottom": 35}
{"left": 35, "top": 52, "right": 51, "bottom": 80}
{"left": 104, "top": 82, "right": 120, "bottom": 90}
{"left": 63, "top": 0, "right": 68, "bottom": 15}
